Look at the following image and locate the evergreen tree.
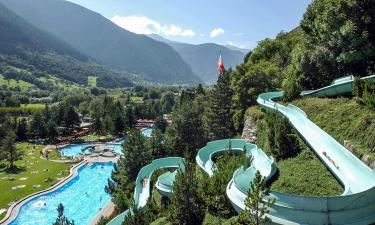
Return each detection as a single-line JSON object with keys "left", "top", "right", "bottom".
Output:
{"left": 237, "top": 171, "right": 274, "bottom": 225}
{"left": 28, "top": 112, "right": 47, "bottom": 139}
{"left": 15, "top": 118, "right": 28, "bottom": 141}
{"left": 124, "top": 106, "right": 136, "bottom": 130}
{"left": 148, "top": 129, "right": 166, "bottom": 159}
{"left": 113, "top": 102, "right": 125, "bottom": 134}
{"left": 53, "top": 203, "right": 75, "bottom": 225}
{"left": 92, "top": 113, "right": 102, "bottom": 133}
{"left": 44, "top": 103, "right": 51, "bottom": 123}
{"left": 106, "top": 130, "right": 152, "bottom": 210}
{"left": 165, "top": 99, "right": 206, "bottom": 158}
{"left": 0, "top": 130, "right": 23, "bottom": 171}
{"left": 153, "top": 116, "right": 167, "bottom": 134}
{"left": 63, "top": 106, "right": 80, "bottom": 132}
{"left": 206, "top": 70, "right": 234, "bottom": 139}
{"left": 102, "top": 114, "right": 114, "bottom": 134}
{"left": 160, "top": 91, "right": 175, "bottom": 114}
{"left": 167, "top": 160, "right": 204, "bottom": 225}
{"left": 47, "top": 119, "right": 58, "bottom": 141}
{"left": 257, "top": 111, "right": 300, "bottom": 161}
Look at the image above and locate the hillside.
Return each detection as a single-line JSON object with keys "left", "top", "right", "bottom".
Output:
{"left": 0, "top": 0, "right": 202, "bottom": 85}
{"left": 149, "top": 34, "right": 246, "bottom": 84}
{"left": 0, "top": 2, "right": 133, "bottom": 89}
{"left": 293, "top": 97, "right": 375, "bottom": 167}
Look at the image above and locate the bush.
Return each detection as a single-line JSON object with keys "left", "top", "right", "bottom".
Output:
{"left": 257, "top": 111, "right": 301, "bottom": 161}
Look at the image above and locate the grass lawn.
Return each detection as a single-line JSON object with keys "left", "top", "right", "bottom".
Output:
{"left": 270, "top": 149, "right": 343, "bottom": 196}
{"left": 20, "top": 103, "right": 45, "bottom": 110}
{"left": 88, "top": 76, "right": 97, "bottom": 88}
{"left": 293, "top": 97, "right": 375, "bottom": 164}
{"left": 0, "top": 143, "right": 73, "bottom": 220}
{"left": 130, "top": 96, "right": 144, "bottom": 102}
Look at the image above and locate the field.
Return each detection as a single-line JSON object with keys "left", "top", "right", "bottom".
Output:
{"left": 0, "top": 143, "right": 73, "bottom": 220}
{"left": 38, "top": 76, "right": 81, "bottom": 90}
{"left": 88, "top": 76, "right": 97, "bottom": 88}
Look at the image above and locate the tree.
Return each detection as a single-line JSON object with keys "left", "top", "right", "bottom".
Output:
{"left": 0, "top": 130, "right": 22, "bottom": 171}
{"left": 154, "top": 116, "right": 167, "bottom": 134}
{"left": 28, "top": 112, "right": 47, "bottom": 139}
{"left": 165, "top": 99, "right": 207, "bottom": 158}
{"left": 206, "top": 69, "right": 234, "bottom": 139}
{"left": 124, "top": 106, "right": 136, "bottom": 130}
{"left": 113, "top": 102, "right": 125, "bottom": 134}
{"left": 148, "top": 129, "right": 167, "bottom": 159}
{"left": 167, "top": 160, "right": 204, "bottom": 225}
{"left": 47, "top": 119, "right": 58, "bottom": 141}
{"left": 160, "top": 91, "right": 175, "bottom": 113}
{"left": 53, "top": 203, "right": 75, "bottom": 225}
{"left": 63, "top": 106, "right": 80, "bottom": 131}
{"left": 16, "top": 118, "right": 28, "bottom": 141}
{"left": 256, "top": 111, "right": 300, "bottom": 161}
{"left": 106, "top": 130, "right": 152, "bottom": 210}
{"left": 102, "top": 115, "right": 114, "bottom": 134}
{"left": 237, "top": 171, "right": 274, "bottom": 225}
{"left": 299, "top": 0, "right": 375, "bottom": 88}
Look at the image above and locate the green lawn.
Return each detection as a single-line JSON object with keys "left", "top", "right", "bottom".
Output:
{"left": 20, "top": 103, "right": 45, "bottom": 110}
{"left": 88, "top": 76, "right": 97, "bottom": 88}
{"left": 293, "top": 97, "right": 375, "bottom": 165}
{"left": 0, "top": 143, "right": 73, "bottom": 219}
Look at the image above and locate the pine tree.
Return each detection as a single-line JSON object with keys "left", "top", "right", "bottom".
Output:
{"left": 153, "top": 116, "right": 167, "bottom": 134}
{"left": 53, "top": 203, "right": 75, "bottom": 225}
{"left": 124, "top": 106, "right": 136, "bottom": 130}
{"left": 28, "top": 112, "right": 47, "bottom": 139}
{"left": 106, "top": 130, "right": 152, "bottom": 210}
{"left": 165, "top": 100, "right": 206, "bottom": 158}
{"left": 63, "top": 106, "right": 80, "bottom": 132}
{"left": 0, "top": 130, "right": 22, "bottom": 171}
{"left": 237, "top": 171, "right": 274, "bottom": 225}
{"left": 206, "top": 70, "right": 234, "bottom": 140}
{"left": 47, "top": 119, "right": 58, "bottom": 141}
{"left": 167, "top": 160, "right": 204, "bottom": 225}
{"left": 148, "top": 129, "right": 166, "bottom": 159}
{"left": 16, "top": 118, "right": 28, "bottom": 141}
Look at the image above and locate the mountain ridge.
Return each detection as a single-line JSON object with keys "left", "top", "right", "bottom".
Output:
{"left": 0, "top": 0, "right": 202, "bottom": 85}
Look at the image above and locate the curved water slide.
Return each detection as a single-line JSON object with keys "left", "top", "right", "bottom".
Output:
{"left": 106, "top": 157, "right": 184, "bottom": 225}
{"left": 108, "top": 75, "right": 375, "bottom": 225}
{"left": 241, "top": 74, "right": 375, "bottom": 224}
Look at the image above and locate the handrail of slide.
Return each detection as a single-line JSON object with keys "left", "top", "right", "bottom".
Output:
{"left": 108, "top": 74, "right": 375, "bottom": 225}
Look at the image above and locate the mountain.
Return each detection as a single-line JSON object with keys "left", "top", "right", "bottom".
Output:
{"left": 0, "top": 2, "right": 133, "bottom": 89}
{"left": 0, "top": 0, "right": 202, "bottom": 85}
{"left": 148, "top": 34, "right": 247, "bottom": 84}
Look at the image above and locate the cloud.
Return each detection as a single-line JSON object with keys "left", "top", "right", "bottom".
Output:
{"left": 111, "top": 15, "right": 195, "bottom": 37}
{"left": 226, "top": 41, "right": 247, "bottom": 49}
{"left": 234, "top": 32, "right": 244, "bottom": 37}
{"left": 209, "top": 28, "right": 225, "bottom": 38}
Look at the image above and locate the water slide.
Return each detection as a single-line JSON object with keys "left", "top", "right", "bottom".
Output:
{"left": 107, "top": 157, "right": 184, "bottom": 225}
{"left": 108, "top": 75, "right": 375, "bottom": 225}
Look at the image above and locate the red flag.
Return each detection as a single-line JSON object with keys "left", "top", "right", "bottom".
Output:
{"left": 217, "top": 53, "right": 225, "bottom": 75}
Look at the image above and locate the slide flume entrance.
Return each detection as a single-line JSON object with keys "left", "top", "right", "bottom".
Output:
{"left": 108, "top": 75, "right": 375, "bottom": 225}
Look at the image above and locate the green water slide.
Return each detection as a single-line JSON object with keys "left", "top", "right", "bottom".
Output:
{"left": 108, "top": 75, "right": 375, "bottom": 225}
{"left": 106, "top": 157, "right": 184, "bottom": 225}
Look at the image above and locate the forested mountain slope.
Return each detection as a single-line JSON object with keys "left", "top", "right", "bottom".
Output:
{"left": 0, "top": 2, "right": 133, "bottom": 89}
{"left": 0, "top": 0, "right": 202, "bottom": 85}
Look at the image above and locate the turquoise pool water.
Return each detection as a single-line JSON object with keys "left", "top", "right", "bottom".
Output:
{"left": 60, "top": 143, "right": 122, "bottom": 157}
{"left": 10, "top": 163, "right": 113, "bottom": 225}
{"left": 141, "top": 128, "right": 153, "bottom": 137}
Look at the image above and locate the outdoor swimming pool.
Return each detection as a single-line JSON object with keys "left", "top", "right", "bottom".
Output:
{"left": 141, "top": 128, "right": 153, "bottom": 137}
{"left": 10, "top": 163, "right": 113, "bottom": 225}
{"left": 59, "top": 143, "right": 122, "bottom": 157}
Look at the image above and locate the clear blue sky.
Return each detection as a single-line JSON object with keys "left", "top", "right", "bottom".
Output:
{"left": 65, "top": 0, "right": 311, "bottom": 49}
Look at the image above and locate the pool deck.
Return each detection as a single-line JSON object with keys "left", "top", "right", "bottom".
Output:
{"left": 0, "top": 155, "right": 118, "bottom": 225}
{"left": 89, "top": 201, "right": 115, "bottom": 225}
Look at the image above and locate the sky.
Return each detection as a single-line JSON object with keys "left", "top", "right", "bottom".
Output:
{"left": 65, "top": 0, "right": 312, "bottom": 50}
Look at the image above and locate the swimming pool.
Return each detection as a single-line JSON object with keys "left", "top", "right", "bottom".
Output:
{"left": 141, "top": 128, "right": 153, "bottom": 137}
{"left": 10, "top": 163, "right": 113, "bottom": 225}
{"left": 60, "top": 143, "right": 123, "bottom": 157}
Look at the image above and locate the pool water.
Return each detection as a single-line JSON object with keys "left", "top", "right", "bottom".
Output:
{"left": 10, "top": 163, "right": 113, "bottom": 225}
{"left": 60, "top": 144, "right": 122, "bottom": 157}
{"left": 141, "top": 128, "right": 153, "bottom": 137}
